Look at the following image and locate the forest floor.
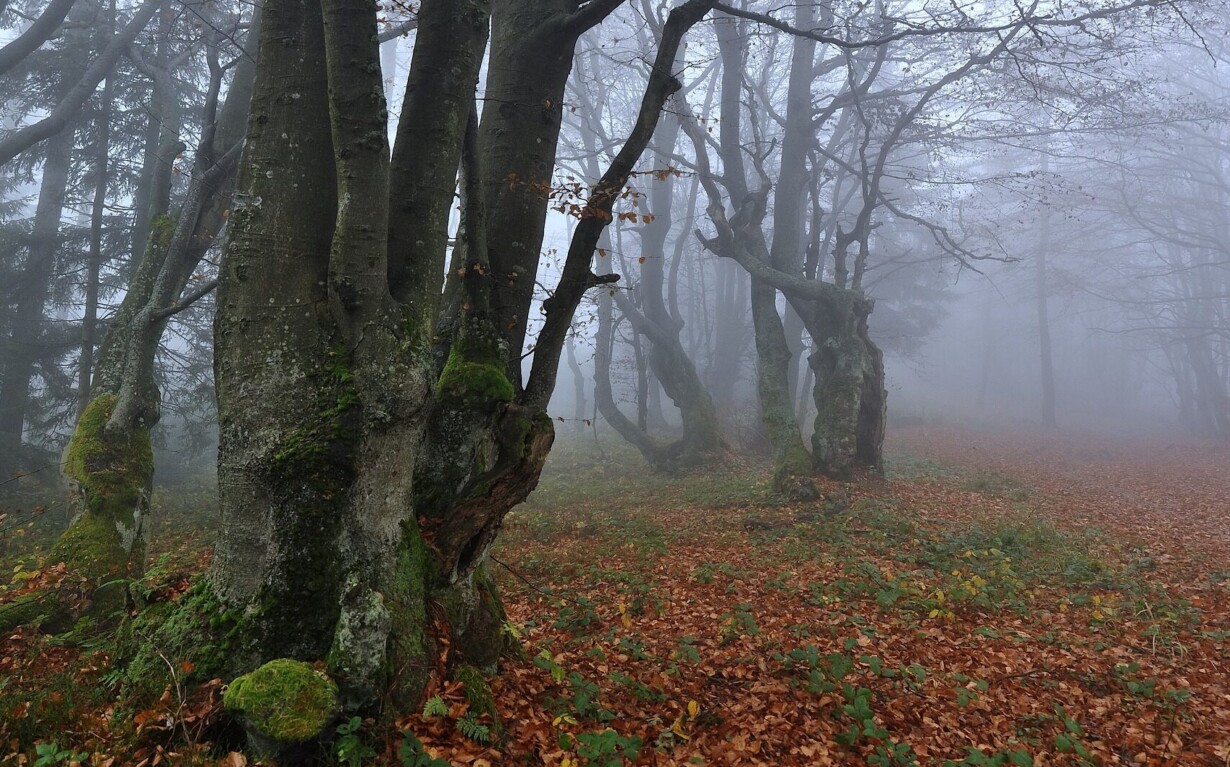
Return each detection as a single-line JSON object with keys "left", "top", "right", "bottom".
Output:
{"left": 2, "top": 425, "right": 1229, "bottom": 766}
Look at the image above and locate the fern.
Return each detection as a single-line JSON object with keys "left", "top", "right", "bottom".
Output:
{"left": 456, "top": 714, "right": 491, "bottom": 744}
{"left": 421, "top": 695, "right": 448, "bottom": 718}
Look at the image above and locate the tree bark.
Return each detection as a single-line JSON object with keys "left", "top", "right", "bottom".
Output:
{"left": 387, "top": 0, "right": 488, "bottom": 326}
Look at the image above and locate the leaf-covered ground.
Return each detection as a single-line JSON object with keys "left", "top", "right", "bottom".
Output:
{"left": 2, "top": 426, "right": 1229, "bottom": 766}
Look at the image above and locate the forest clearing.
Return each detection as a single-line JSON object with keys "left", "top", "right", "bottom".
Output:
{"left": 4, "top": 426, "right": 1227, "bottom": 766}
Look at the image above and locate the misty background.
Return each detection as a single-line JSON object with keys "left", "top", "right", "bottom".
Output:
{"left": 1, "top": 0, "right": 1226, "bottom": 495}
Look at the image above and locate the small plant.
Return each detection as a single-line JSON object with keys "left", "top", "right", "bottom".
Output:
{"left": 673, "top": 636, "right": 701, "bottom": 663}
{"left": 456, "top": 713, "right": 492, "bottom": 744}
{"left": 560, "top": 728, "right": 643, "bottom": 767}
{"left": 334, "top": 716, "right": 377, "bottom": 767}
{"left": 775, "top": 645, "right": 853, "bottom": 694}
{"left": 608, "top": 671, "right": 664, "bottom": 702}
{"left": 553, "top": 596, "right": 602, "bottom": 633}
{"left": 1053, "top": 705, "right": 1096, "bottom": 764}
{"left": 719, "top": 603, "right": 759, "bottom": 644}
{"left": 835, "top": 685, "right": 890, "bottom": 746}
{"left": 566, "top": 670, "right": 613, "bottom": 721}
{"left": 534, "top": 649, "right": 567, "bottom": 683}
{"left": 33, "top": 743, "right": 89, "bottom": 767}
{"left": 944, "top": 747, "right": 1034, "bottom": 766}
{"left": 869, "top": 741, "right": 921, "bottom": 767}
{"left": 421, "top": 695, "right": 449, "bottom": 718}
{"left": 398, "top": 731, "right": 450, "bottom": 767}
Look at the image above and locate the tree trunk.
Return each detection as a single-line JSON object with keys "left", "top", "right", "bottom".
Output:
{"left": 0, "top": 127, "right": 74, "bottom": 478}
{"left": 1036, "top": 155, "right": 1057, "bottom": 427}
{"left": 387, "top": 0, "right": 488, "bottom": 325}
{"left": 37, "top": 9, "right": 261, "bottom": 626}
{"left": 78, "top": 69, "right": 114, "bottom": 414}
{"left": 203, "top": 3, "right": 713, "bottom": 752}
{"left": 566, "top": 336, "right": 587, "bottom": 432}
{"left": 802, "top": 293, "right": 886, "bottom": 477}
{"left": 714, "top": 16, "right": 813, "bottom": 495}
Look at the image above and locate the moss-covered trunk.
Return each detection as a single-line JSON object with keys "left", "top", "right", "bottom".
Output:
{"left": 202, "top": 2, "right": 711, "bottom": 756}
{"left": 208, "top": 2, "right": 546, "bottom": 738}
{"left": 31, "top": 10, "right": 259, "bottom": 627}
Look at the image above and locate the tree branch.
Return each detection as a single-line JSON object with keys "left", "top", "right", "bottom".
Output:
{"left": 564, "top": 0, "right": 627, "bottom": 37}
{"left": 0, "top": 0, "right": 164, "bottom": 167}
{"left": 150, "top": 279, "right": 219, "bottom": 322}
{"left": 524, "top": 0, "right": 717, "bottom": 409}
{"left": 0, "top": 0, "right": 77, "bottom": 77}
{"left": 714, "top": 0, "right": 1170, "bottom": 50}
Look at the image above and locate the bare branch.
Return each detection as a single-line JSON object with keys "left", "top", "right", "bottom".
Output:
{"left": 0, "top": 0, "right": 76, "bottom": 77}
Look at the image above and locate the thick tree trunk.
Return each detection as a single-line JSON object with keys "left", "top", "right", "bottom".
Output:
{"left": 209, "top": 0, "right": 526, "bottom": 730}
{"left": 802, "top": 293, "right": 886, "bottom": 477}
{"left": 204, "top": 3, "right": 712, "bottom": 754}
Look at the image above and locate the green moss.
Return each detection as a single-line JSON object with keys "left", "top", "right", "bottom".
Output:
{"left": 386, "top": 520, "right": 433, "bottom": 703}
{"left": 272, "top": 349, "right": 361, "bottom": 473}
{"left": 223, "top": 659, "right": 337, "bottom": 743}
{"left": 455, "top": 663, "right": 498, "bottom": 722}
{"left": 436, "top": 355, "right": 514, "bottom": 405}
{"left": 122, "top": 581, "right": 248, "bottom": 703}
{"left": 48, "top": 511, "right": 127, "bottom": 583}
{"left": 54, "top": 394, "right": 153, "bottom": 589}
{"left": 149, "top": 214, "right": 176, "bottom": 251}
{"left": 61, "top": 394, "right": 154, "bottom": 527}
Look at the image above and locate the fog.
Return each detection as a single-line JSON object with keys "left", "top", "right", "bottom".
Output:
{"left": 4, "top": 0, "right": 1230, "bottom": 762}
{"left": 1, "top": 0, "right": 1227, "bottom": 478}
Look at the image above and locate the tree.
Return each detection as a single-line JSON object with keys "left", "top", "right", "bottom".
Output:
{"left": 196, "top": 0, "right": 717, "bottom": 749}
{"left": 0, "top": 3, "right": 259, "bottom": 630}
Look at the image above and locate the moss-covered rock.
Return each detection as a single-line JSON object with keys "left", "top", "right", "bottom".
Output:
{"left": 223, "top": 659, "right": 338, "bottom": 745}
